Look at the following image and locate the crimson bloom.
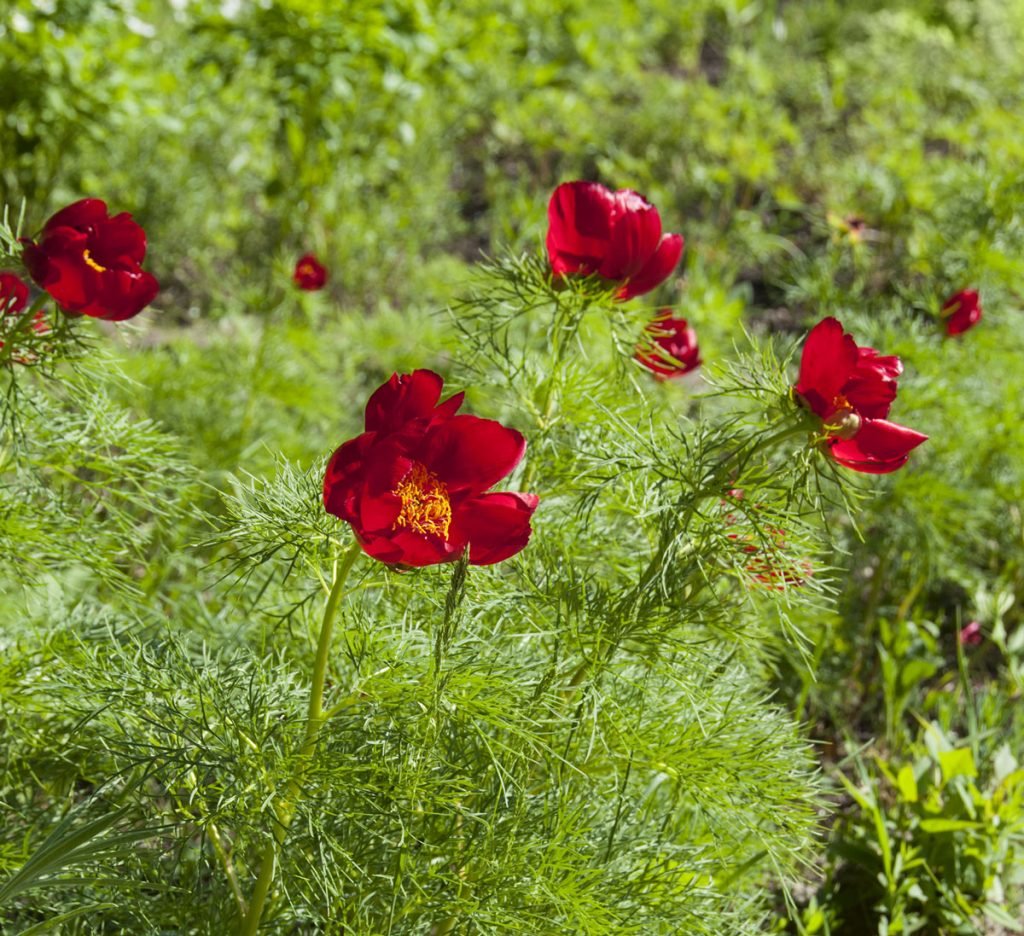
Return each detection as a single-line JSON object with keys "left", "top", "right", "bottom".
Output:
{"left": 941, "top": 289, "right": 981, "bottom": 337}
{"left": 22, "top": 199, "right": 158, "bottom": 322}
{"left": 794, "top": 317, "right": 927, "bottom": 474}
{"left": 0, "top": 272, "right": 29, "bottom": 315}
{"left": 323, "top": 370, "right": 539, "bottom": 567}
{"left": 635, "top": 314, "right": 701, "bottom": 379}
{"left": 546, "top": 181, "right": 684, "bottom": 300}
{"left": 293, "top": 253, "right": 327, "bottom": 291}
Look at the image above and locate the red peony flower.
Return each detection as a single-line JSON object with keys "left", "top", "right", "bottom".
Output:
{"left": 941, "top": 288, "right": 981, "bottom": 337}
{"left": 0, "top": 272, "right": 49, "bottom": 363}
{"left": 323, "top": 370, "right": 539, "bottom": 567}
{"left": 794, "top": 317, "right": 927, "bottom": 474}
{"left": 546, "top": 181, "right": 684, "bottom": 300}
{"left": 635, "top": 314, "right": 701, "bottom": 379}
{"left": 293, "top": 253, "right": 327, "bottom": 291}
{"left": 0, "top": 272, "right": 29, "bottom": 315}
{"left": 22, "top": 199, "right": 158, "bottom": 322}
{"left": 722, "top": 491, "right": 812, "bottom": 591}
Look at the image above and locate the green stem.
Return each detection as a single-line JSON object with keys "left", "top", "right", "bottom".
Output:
{"left": 238, "top": 543, "right": 361, "bottom": 935}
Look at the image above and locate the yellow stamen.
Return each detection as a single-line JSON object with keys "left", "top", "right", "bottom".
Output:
{"left": 82, "top": 249, "right": 107, "bottom": 273}
{"left": 393, "top": 463, "right": 452, "bottom": 539}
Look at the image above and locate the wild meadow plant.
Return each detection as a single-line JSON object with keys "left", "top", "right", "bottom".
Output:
{"left": 0, "top": 180, "right": 942, "bottom": 935}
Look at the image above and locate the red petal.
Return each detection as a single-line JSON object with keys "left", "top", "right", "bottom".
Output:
{"left": 357, "top": 529, "right": 462, "bottom": 567}
{"left": 617, "top": 233, "right": 684, "bottom": 300}
{"left": 600, "top": 190, "right": 662, "bottom": 280}
{"left": 93, "top": 212, "right": 148, "bottom": 265}
{"left": 422, "top": 415, "right": 526, "bottom": 494}
{"left": 88, "top": 268, "right": 159, "bottom": 321}
{"left": 364, "top": 370, "right": 454, "bottom": 433}
{"left": 451, "top": 492, "right": 539, "bottom": 565}
{"left": 794, "top": 318, "right": 859, "bottom": 419}
{"left": 323, "top": 432, "right": 378, "bottom": 522}
{"left": 545, "top": 181, "right": 615, "bottom": 277}
{"left": 42, "top": 199, "right": 108, "bottom": 235}
{"left": 829, "top": 418, "right": 928, "bottom": 474}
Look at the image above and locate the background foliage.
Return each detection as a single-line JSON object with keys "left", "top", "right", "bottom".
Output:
{"left": 2, "top": 0, "right": 1024, "bottom": 933}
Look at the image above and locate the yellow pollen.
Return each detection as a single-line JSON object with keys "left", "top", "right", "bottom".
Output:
{"left": 393, "top": 462, "right": 452, "bottom": 539}
{"left": 82, "top": 249, "right": 107, "bottom": 273}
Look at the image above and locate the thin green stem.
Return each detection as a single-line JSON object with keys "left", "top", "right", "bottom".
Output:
{"left": 239, "top": 543, "right": 361, "bottom": 935}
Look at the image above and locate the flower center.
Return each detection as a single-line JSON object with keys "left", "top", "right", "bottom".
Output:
{"left": 393, "top": 462, "right": 452, "bottom": 539}
{"left": 824, "top": 395, "right": 861, "bottom": 440}
{"left": 82, "top": 249, "right": 107, "bottom": 273}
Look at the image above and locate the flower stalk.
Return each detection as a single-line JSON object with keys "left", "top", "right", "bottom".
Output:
{"left": 238, "top": 542, "right": 361, "bottom": 936}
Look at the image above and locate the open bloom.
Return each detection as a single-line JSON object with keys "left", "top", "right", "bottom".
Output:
{"left": 22, "top": 199, "right": 158, "bottom": 321}
{"left": 794, "top": 317, "right": 927, "bottom": 474}
{"left": 546, "top": 181, "right": 684, "bottom": 300}
{"left": 722, "top": 491, "right": 812, "bottom": 591}
{"left": 293, "top": 253, "right": 327, "bottom": 291}
{"left": 635, "top": 315, "right": 701, "bottom": 379}
{"left": 323, "top": 370, "right": 539, "bottom": 567}
{"left": 941, "top": 289, "right": 981, "bottom": 337}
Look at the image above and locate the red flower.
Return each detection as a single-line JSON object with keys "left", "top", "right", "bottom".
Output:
{"left": 0, "top": 272, "right": 29, "bottom": 315}
{"left": 0, "top": 272, "right": 49, "bottom": 362}
{"left": 722, "top": 492, "right": 812, "bottom": 591}
{"left": 941, "top": 289, "right": 981, "bottom": 337}
{"left": 22, "top": 199, "right": 158, "bottom": 322}
{"left": 635, "top": 314, "right": 701, "bottom": 379}
{"left": 794, "top": 317, "right": 927, "bottom": 474}
{"left": 959, "top": 620, "right": 983, "bottom": 647}
{"left": 293, "top": 253, "right": 327, "bottom": 291}
{"left": 323, "top": 370, "right": 539, "bottom": 567}
{"left": 546, "top": 181, "right": 684, "bottom": 300}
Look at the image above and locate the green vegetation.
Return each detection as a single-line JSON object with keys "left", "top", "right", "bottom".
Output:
{"left": 2, "top": 1, "right": 1024, "bottom": 933}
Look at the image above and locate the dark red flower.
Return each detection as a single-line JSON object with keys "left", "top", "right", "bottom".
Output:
{"left": 0, "top": 272, "right": 29, "bottom": 315}
{"left": 722, "top": 492, "right": 812, "bottom": 591}
{"left": 293, "top": 253, "right": 327, "bottom": 291}
{"left": 794, "top": 317, "right": 927, "bottom": 474}
{"left": 546, "top": 181, "right": 684, "bottom": 300}
{"left": 22, "top": 199, "right": 158, "bottom": 321}
{"left": 323, "top": 370, "right": 539, "bottom": 567}
{"left": 0, "top": 272, "right": 49, "bottom": 363}
{"left": 941, "top": 289, "right": 981, "bottom": 337}
{"left": 635, "top": 314, "right": 701, "bottom": 379}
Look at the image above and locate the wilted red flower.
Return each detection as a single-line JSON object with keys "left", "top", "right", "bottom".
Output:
{"left": 293, "top": 253, "right": 327, "bottom": 291}
{"left": 323, "top": 370, "right": 539, "bottom": 567}
{"left": 22, "top": 199, "right": 158, "bottom": 322}
{"left": 722, "top": 491, "right": 812, "bottom": 591}
{"left": 635, "top": 314, "right": 701, "bottom": 379}
{"left": 546, "top": 181, "right": 684, "bottom": 300}
{"left": 941, "top": 289, "right": 981, "bottom": 337}
{"left": 959, "top": 620, "right": 983, "bottom": 647}
{"left": 794, "top": 317, "right": 927, "bottom": 474}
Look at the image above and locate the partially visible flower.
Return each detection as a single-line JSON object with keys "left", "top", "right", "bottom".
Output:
{"left": 546, "top": 180, "right": 684, "bottom": 300}
{"left": 22, "top": 199, "right": 158, "bottom": 321}
{"left": 941, "top": 288, "right": 981, "bottom": 337}
{"left": 635, "top": 314, "right": 701, "bottom": 379}
{"left": 959, "top": 620, "right": 983, "bottom": 647}
{"left": 0, "top": 272, "right": 49, "bottom": 363}
{"left": 293, "top": 253, "right": 327, "bottom": 291}
{"left": 827, "top": 212, "right": 872, "bottom": 244}
{"left": 794, "top": 317, "right": 927, "bottom": 474}
{"left": 0, "top": 272, "right": 29, "bottom": 315}
{"left": 323, "top": 369, "right": 539, "bottom": 567}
